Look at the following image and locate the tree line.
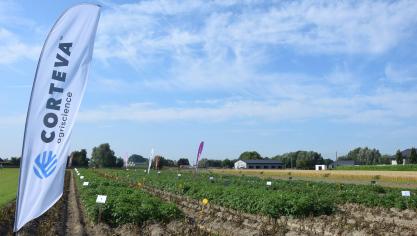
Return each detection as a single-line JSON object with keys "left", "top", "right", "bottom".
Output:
{"left": 2, "top": 144, "right": 417, "bottom": 169}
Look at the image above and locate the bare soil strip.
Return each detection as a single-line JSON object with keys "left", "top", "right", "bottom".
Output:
{"left": 65, "top": 170, "right": 86, "bottom": 235}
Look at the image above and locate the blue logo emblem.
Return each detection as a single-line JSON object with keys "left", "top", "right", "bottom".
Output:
{"left": 33, "top": 151, "right": 57, "bottom": 179}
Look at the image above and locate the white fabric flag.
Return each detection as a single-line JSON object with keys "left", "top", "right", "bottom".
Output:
{"left": 147, "top": 148, "right": 154, "bottom": 174}
{"left": 14, "top": 4, "right": 100, "bottom": 232}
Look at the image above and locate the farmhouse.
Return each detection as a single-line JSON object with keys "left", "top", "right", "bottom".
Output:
{"left": 234, "top": 160, "right": 284, "bottom": 169}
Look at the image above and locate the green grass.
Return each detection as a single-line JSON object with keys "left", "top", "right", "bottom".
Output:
{"left": 336, "top": 164, "right": 417, "bottom": 171}
{"left": 0, "top": 168, "right": 19, "bottom": 208}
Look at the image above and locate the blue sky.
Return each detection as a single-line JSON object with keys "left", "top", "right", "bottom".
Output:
{"left": 1, "top": 0, "right": 417, "bottom": 160}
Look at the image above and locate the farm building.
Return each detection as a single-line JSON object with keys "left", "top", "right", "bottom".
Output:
{"left": 315, "top": 164, "right": 327, "bottom": 170}
{"left": 234, "top": 160, "right": 284, "bottom": 169}
{"left": 328, "top": 160, "right": 356, "bottom": 169}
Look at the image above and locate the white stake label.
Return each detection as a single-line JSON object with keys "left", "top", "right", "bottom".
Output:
{"left": 96, "top": 195, "right": 107, "bottom": 204}
{"left": 402, "top": 191, "right": 411, "bottom": 197}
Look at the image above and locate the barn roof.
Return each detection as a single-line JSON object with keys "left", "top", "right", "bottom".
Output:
{"left": 242, "top": 160, "right": 283, "bottom": 164}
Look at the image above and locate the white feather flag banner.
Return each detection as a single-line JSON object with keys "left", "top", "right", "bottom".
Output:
{"left": 148, "top": 148, "right": 154, "bottom": 174}
{"left": 14, "top": 4, "right": 101, "bottom": 231}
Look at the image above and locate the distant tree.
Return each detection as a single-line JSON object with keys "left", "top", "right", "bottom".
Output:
{"left": 408, "top": 148, "right": 417, "bottom": 164}
{"left": 273, "top": 151, "right": 324, "bottom": 169}
{"left": 70, "top": 149, "right": 88, "bottom": 167}
{"left": 128, "top": 154, "right": 146, "bottom": 163}
{"left": 9, "top": 157, "right": 21, "bottom": 167}
{"left": 178, "top": 158, "right": 190, "bottom": 166}
{"left": 340, "top": 147, "right": 382, "bottom": 165}
{"left": 380, "top": 155, "right": 392, "bottom": 164}
{"left": 222, "top": 159, "right": 234, "bottom": 168}
{"left": 395, "top": 150, "right": 403, "bottom": 165}
{"left": 115, "top": 157, "right": 124, "bottom": 168}
{"left": 91, "top": 143, "right": 117, "bottom": 168}
{"left": 239, "top": 151, "right": 262, "bottom": 160}
{"left": 323, "top": 158, "right": 334, "bottom": 166}
{"left": 198, "top": 158, "right": 208, "bottom": 168}
{"left": 154, "top": 156, "right": 175, "bottom": 169}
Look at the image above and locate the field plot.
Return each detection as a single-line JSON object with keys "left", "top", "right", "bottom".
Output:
{"left": 213, "top": 169, "right": 417, "bottom": 188}
{"left": 336, "top": 164, "right": 417, "bottom": 171}
{"left": 84, "top": 168, "right": 417, "bottom": 235}
{"left": 0, "top": 168, "right": 19, "bottom": 208}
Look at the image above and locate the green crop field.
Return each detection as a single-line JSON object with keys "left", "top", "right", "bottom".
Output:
{"left": 81, "top": 168, "right": 417, "bottom": 220}
{"left": 75, "top": 169, "right": 182, "bottom": 226}
{"left": 0, "top": 168, "right": 19, "bottom": 208}
{"left": 336, "top": 164, "right": 417, "bottom": 171}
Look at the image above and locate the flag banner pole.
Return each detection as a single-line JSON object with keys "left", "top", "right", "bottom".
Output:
{"left": 14, "top": 4, "right": 101, "bottom": 232}
{"left": 147, "top": 148, "right": 154, "bottom": 174}
{"left": 195, "top": 141, "right": 204, "bottom": 173}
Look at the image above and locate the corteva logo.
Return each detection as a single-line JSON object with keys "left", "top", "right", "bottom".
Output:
{"left": 33, "top": 151, "right": 57, "bottom": 179}
{"left": 41, "top": 42, "right": 73, "bottom": 144}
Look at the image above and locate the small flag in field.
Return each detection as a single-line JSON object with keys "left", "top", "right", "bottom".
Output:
{"left": 195, "top": 141, "right": 204, "bottom": 171}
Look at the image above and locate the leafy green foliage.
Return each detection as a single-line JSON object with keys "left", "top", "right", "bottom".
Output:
{"left": 396, "top": 150, "right": 404, "bottom": 165}
{"left": 409, "top": 148, "right": 417, "bottom": 164}
{"left": 177, "top": 158, "right": 190, "bottom": 166}
{"left": 90, "top": 143, "right": 117, "bottom": 168}
{"left": 75, "top": 169, "right": 181, "bottom": 227}
{"left": 69, "top": 149, "right": 88, "bottom": 167}
{"left": 336, "top": 164, "right": 417, "bottom": 171}
{"left": 239, "top": 151, "right": 262, "bottom": 160}
{"left": 128, "top": 154, "right": 147, "bottom": 163}
{"left": 338, "top": 147, "right": 390, "bottom": 165}
{"left": 97, "top": 169, "right": 417, "bottom": 219}
{"left": 273, "top": 151, "right": 324, "bottom": 169}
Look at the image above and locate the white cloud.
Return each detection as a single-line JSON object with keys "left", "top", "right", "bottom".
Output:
{"left": 385, "top": 63, "right": 417, "bottom": 83}
{"left": 0, "top": 1, "right": 41, "bottom": 65}
{"left": 0, "top": 28, "right": 40, "bottom": 64}
{"left": 77, "top": 84, "right": 417, "bottom": 125}
{"left": 96, "top": 0, "right": 417, "bottom": 65}
{"left": 91, "top": 0, "right": 417, "bottom": 95}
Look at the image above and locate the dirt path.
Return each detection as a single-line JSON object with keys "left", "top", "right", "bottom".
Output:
{"left": 65, "top": 171, "right": 86, "bottom": 236}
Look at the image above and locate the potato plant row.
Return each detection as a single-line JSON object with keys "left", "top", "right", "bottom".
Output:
{"left": 74, "top": 170, "right": 182, "bottom": 227}
{"left": 98, "top": 169, "right": 417, "bottom": 218}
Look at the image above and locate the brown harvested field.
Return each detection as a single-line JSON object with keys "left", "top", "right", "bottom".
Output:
{"left": 211, "top": 169, "right": 417, "bottom": 188}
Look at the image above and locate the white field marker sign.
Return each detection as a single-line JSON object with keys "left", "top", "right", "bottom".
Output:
{"left": 209, "top": 176, "right": 214, "bottom": 180}
{"left": 178, "top": 174, "right": 182, "bottom": 177}
{"left": 402, "top": 191, "right": 411, "bottom": 197}
{"left": 80, "top": 176, "right": 84, "bottom": 179}
{"left": 266, "top": 181, "right": 272, "bottom": 186}
{"left": 96, "top": 195, "right": 107, "bottom": 204}
{"left": 83, "top": 182, "right": 89, "bottom": 186}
